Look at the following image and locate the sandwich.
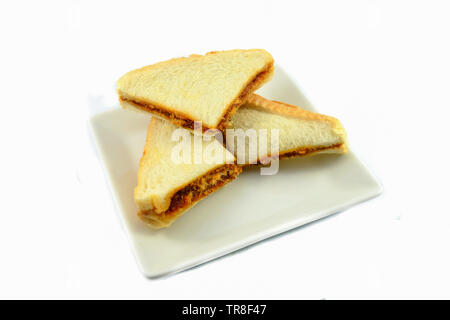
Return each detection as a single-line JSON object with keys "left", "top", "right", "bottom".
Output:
{"left": 135, "top": 117, "right": 242, "bottom": 228}
{"left": 228, "top": 94, "right": 347, "bottom": 164}
{"left": 117, "top": 49, "right": 274, "bottom": 132}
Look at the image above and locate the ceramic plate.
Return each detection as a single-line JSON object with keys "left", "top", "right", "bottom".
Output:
{"left": 89, "top": 65, "right": 382, "bottom": 278}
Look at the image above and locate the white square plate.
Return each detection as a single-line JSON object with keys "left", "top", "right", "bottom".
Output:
{"left": 89, "top": 65, "right": 382, "bottom": 278}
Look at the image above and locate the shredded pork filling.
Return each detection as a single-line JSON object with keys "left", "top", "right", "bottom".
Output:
{"left": 251, "top": 143, "right": 344, "bottom": 166}
{"left": 216, "top": 65, "right": 274, "bottom": 130}
{"left": 142, "top": 165, "right": 241, "bottom": 219}
{"left": 279, "top": 143, "right": 343, "bottom": 159}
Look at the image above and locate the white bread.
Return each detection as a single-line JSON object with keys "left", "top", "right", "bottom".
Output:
{"left": 117, "top": 49, "right": 274, "bottom": 132}
{"left": 228, "top": 94, "right": 348, "bottom": 164}
{"left": 135, "top": 117, "right": 242, "bottom": 228}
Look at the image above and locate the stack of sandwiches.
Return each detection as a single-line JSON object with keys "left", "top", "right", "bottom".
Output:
{"left": 117, "top": 49, "right": 347, "bottom": 228}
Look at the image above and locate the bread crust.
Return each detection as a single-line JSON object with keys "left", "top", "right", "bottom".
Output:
{"left": 247, "top": 94, "right": 339, "bottom": 123}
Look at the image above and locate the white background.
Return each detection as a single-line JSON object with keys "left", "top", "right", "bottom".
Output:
{"left": 1, "top": 0, "right": 449, "bottom": 299}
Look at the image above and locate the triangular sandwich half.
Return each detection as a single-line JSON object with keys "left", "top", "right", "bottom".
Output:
{"left": 117, "top": 49, "right": 274, "bottom": 132}
{"left": 228, "top": 94, "right": 347, "bottom": 165}
{"left": 135, "top": 117, "right": 242, "bottom": 228}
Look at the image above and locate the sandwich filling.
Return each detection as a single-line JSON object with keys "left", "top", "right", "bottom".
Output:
{"left": 139, "top": 164, "right": 242, "bottom": 226}
{"left": 255, "top": 143, "right": 344, "bottom": 165}
{"left": 119, "top": 64, "right": 273, "bottom": 132}
{"left": 216, "top": 64, "right": 274, "bottom": 130}
{"left": 279, "top": 143, "right": 344, "bottom": 159}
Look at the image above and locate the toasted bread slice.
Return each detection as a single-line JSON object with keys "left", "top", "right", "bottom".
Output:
{"left": 228, "top": 94, "right": 347, "bottom": 164}
{"left": 117, "top": 49, "right": 274, "bottom": 132}
{"left": 135, "top": 117, "right": 242, "bottom": 228}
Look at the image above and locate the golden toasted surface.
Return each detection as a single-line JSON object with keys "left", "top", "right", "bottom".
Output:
{"left": 245, "top": 94, "right": 337, "bottom": 121}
